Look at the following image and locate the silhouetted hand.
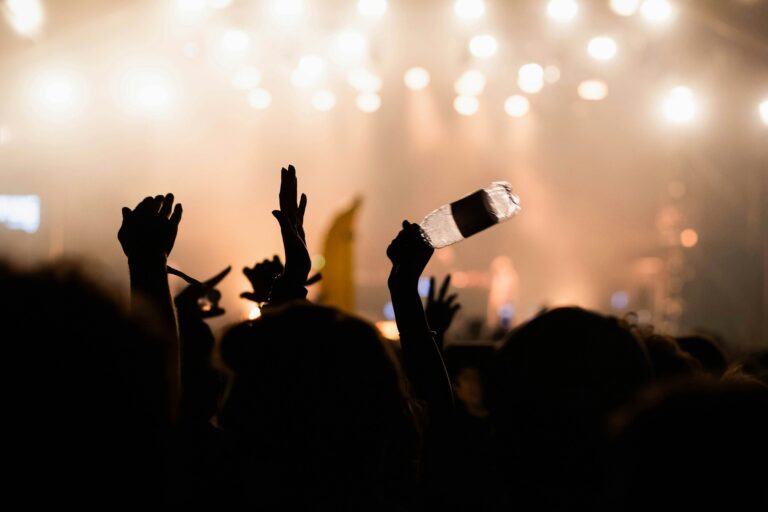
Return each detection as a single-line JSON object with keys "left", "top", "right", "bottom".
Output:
{"left": 174, "top": 266, "right": 232, "bottom": 320}
{"left": 387, "top": 220, "right": 434, "bottom": 289}
{"left": 240, "top": 256, "right": 283, "bottom": 303}
{"left": 426, "top": 275, "right": 461, "bottom": 348}
{"left": 270, "top": 165, "right": 312, "bottom": 301}
{"left": 118, "top": 194, "right": 183, "bottom": 261}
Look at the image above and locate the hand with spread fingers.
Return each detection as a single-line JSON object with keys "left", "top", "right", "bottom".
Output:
{"left": 118, "top": 193, "right": 183, "bottom": 261}
{"left": 241, "top": 256, "right": 284, "bottom": 304}
{"left": 426, "top": 274, "right": 461, "bottom": 348}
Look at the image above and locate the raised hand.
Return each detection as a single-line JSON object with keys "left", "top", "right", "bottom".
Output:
{"left": 240, "top": 255, "right": 284, "bottom": 303}
{"left": 426, "top": 275, "right": 461, "bottom": 348}
{"left": 387, "top": 220, "right": 434, "bottom": 288}
{"left": 174, "top": 266, "right": 232, "bottom": 320}
{"left": 118, "top": 194, "right": 183, "bottom": 261}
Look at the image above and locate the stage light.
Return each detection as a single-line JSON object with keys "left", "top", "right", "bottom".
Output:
{"left": 0, "top": 195, "right": 40, "bottom": 233}
{"left": 336, "top": 30, "right": 368, "bottom": 58}
{"left": 208, "top": 0, "right": 232, "bottom": 9}
{"left": 610, "top": 291, "right": 630, "bottom": 310}
{"left": 231, "top": 66, "right": 261, "bottom": 90}
{"left": 454, "top": 0, "right": 485, "bottom": 20}
{"left": 578, "top": 79, "right": 608, "bottom": 100}
{"left": 547, "top": 0, "right": 578, "bottom": 22}
{"left": 663, "top": 86, "right": 697, "bottom": 124}
{"left": 348, "top": 68, "right": 382, "bottom": 92}
{"left": 518, "top": 63, "right": 544, "bottom": 94}
{"left": 291, "top": 55, "right": 326, "bottom": 88}
{"left": 375, "top": 320, "right": 399, "bottom": 340}
{"left": 219, "top": 29, "right": 250, "bottom": 54}
{"left": 469, "top": 34, "right": 498, "bottom": 59}
{"left": 680, "top": 228, "right": 698, "bottom": 248}
{"left": 33, "top": 71, "right": 85, "bottom": 116}
{"left": 247, "top": 88, "right": 272, "bottom": 110}
{"left": 544, "top": 65, "right": 561, "bottom": 84}
{"left": 454, "top": 70, "right": 486, "bottom": 96}
{"left": 454, "top": 95, "right": 479, "bottom": 116}
{"left": 610, "top": 0, "right": 640, "bottom": 16}
{"left": 311, "top": 90, "right": 336, "bottom": 111}
{"left": 247, "top": 304, "right": 261, "bottom": 320}
{"left": 641, "top": 0, "right": 673, "bottom": 24}
{"left": 588, "top": 36, "right": 617, "bottom": 61}
{"left": 356, "top": 92, "right": 381, "bottom": 112}
{"left": 3, "top": 0, "right": 44, "bottom": 37}
{"left": 504, "top": 95, "right": 530, "bottom": 117}
{"left": 358, "top": 0, "right": 387, "bottom": 17}
{"left": 269, "top": 0, "right": 305, "bottom": 23}
{"left": 759, "top": 100, "right": 768, "bottom": 126}
{"left": 123, "top": 71, "right": 175, "bottom": 114}
{"left": 404, "top": 67, "right": 430, "bottom": 90}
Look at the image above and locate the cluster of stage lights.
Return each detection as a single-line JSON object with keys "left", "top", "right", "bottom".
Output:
{"left": 2, "top": 0, "right": 767, "bottom": 127}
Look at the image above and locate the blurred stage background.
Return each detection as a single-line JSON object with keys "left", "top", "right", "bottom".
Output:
{"left": 0, "top": 0, "right": 766, "bottom": 347}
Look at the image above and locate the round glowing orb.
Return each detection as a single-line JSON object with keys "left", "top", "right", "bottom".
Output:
{"left": 311, "top": 90, "right": 336, "bottom": 111}
{"left": 469, "top": 34, "right": 498, "bottom": 58}
{"left": 358, "top": 0, "right": 387, "bottom": 17}
{"left": 611, "top": 291, "right": 630, "bottom": 310}
{"left": 454, "top": 95, "right": 479, "bottom": 116}
{"left": 578, "top": 80, "right": 608, "bottom": 101}
{"left": 610, "top": 0, "right": 641, "bottom": 16}
{"left": 348, "top": 68, "right": 382, "bottom": 92}
{"left": 518, "top": 63, "right": 544, "bottom": 94}
{"left": 454, "top": 0, "right": 485, "bottom": 20}
{"left": 759, "top": 99, "right": 768, "bottom": 126}
{"left": 454, "top": 70, "right": 486, "bottom": 96}
{"left": 504, "top": 95, "right": 530, "bottom": 117}
{"left": 269, "top": 0, "right": 305, "bottom": 22}
{"left": 641, "top": 0, "right": 673, "bottom": 24}
{"left": 5, "top": 0, "right": 45, "bottom": 36}
{"left": 33, "top": 71, "right": 84, "bottom": 115}
{"left": 588, "top": 36, "right": 617, "bottom": 61}
{"left": 680, "top": 228, "right": 698, "bottom": 248}
{"left": 663, "top": 86, "right": 697, "bottom": 124}
{"left": 356, "top": 92, "right": 381, "bottom": 112}
{"left": 547, "top": 0, "right": 578, "bottom": 22}
{"left": 404, "top": 67, "right": 430, "bottom": 90}
{"left": 336, "top": 31, "right": 368, "bottom": 57}
{"left": 247, "top": 88, "right": 272, "bottom": 110}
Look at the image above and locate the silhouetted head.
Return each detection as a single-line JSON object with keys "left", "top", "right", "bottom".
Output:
{"left": 0, "top": 260, "right": 169, "bottom": 504}
{"left": 217, "top": 302, "right": 419, "bottom": 508}
{"left": 488, "top": 307, "right": 652, "bottom": 509}
{"left": 643, "top": 334, "right": 702, "bottom": 382}
{"left": 606, "top": 379, "right": 768, "bottom": 510}
{"left": 676, "top": 335, "right": 728, "bottom": 377}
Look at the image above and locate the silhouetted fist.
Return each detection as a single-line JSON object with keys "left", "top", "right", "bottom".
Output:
{"left": 241, "top": 255, "right": 284, "bottom": 303}
{"left": 387, "top": 220, "right": 433, "bottom": 287}
{"left": 118, "top": 193, "right": 182, "bottom": 260}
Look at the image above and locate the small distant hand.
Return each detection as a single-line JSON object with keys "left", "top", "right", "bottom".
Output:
{"left": 174, "top": 266, "right": 231, "bottom": 320}
{"left": 426, "top": 275, "right": 461, "bottom": 347}
{"left": 387, "top": 220, "right": 434, "bottom": 289}
{"left": 118, "top": 194, "right": 183, "bottom": 261}
{"left": 240, "top": 255, "right": 284, "bottom": 303}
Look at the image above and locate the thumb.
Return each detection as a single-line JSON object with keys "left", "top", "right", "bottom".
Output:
{"left": 121, "top": 207, "right": 131, "bottom": 220}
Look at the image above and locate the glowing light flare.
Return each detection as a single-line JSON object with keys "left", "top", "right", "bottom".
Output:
{"left": 454, "top": 95, "right": 479, "bottom": 116}
{"left": 123, "top": 71, "right": 175, "bottom": 114}
{"left": 469, "top": 34, "right": 498, "bottom": 59}
{"left": 269, "top": 0, "right": 305, "bottom": 23}
{"left": 32, "top": 71, "right": 85, "bottom": 116}
{"left": 454, "top": 70, "right": 486, "bottom": 96}
{"left": 517, "top": 63, "right": 544, "bottom": 94}
{"left": 610, "top": 0, "right": 641, "bottom": 16}
{"left": 662, "top": 86, "right": 697, "bottom": 124}
{"left": 611, "top": 291, "right": 630, "bottom": 310}
{"left": 356, "top": 92, "right": 381, "bottom": 112}
{"left": 358, "top": 0, "right": 387, "bottom": 17}
{"left": 454, "top": 0, "right": 485, "bottom": 20}
{"left": 291, "top": 55, "right": 326, "bottom": 88}
{"left": 311, "top": 90, "right": 336, "bottom": 111}
{"left": 587, "top": 36, "right": 617, "bottom": 61}
{"left": 219, "top": 29, "right": 250, "bottom": 54}
{"left": 247, "top": 305, "right": 262, "bottom": 320}
{"left": 641, "top": 0, "right": 673, "bottom": 24}
{"left": 3, "top": 0, "right": 45, "bottom": 37}
{"left": 578, "top": 80, "right": 608, "bottom": 101}
{"left": 0, "top": 195, "right": 40, "bottom": 233}
{"left": 247, "top": 88, "right": 272, "bottom": 110}
{"left": 504, "top": 95, "right": 530, "bottom": 117}
{"left": 208, "top": 0, "right": 232, "bottom": 9}
{"left": 547, "top": 0, "right": 578, "bottom": 22}
{"left": 759, "top": 99, "right": 768, "bottom": 126}
{"left": 231, "top": 66, "right": 261, "bottom": 90}
{"left": 404, "top": 67, "right": 430, "bottom": 90}
{"left": 375, "top": 320, "right": 399, "bottom": 341}
{"left": 336, "top": 30, "right": 368, "bottom": 58}
{"left": 348, "top": 68, "right": 382, "bottom": 92}
{"left": 680, "top": 228, "right": 698, "bottom": 248}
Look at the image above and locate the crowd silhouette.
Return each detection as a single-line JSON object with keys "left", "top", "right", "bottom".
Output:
{"left": 1, "top": 165, "right": 766, "bottom": 509}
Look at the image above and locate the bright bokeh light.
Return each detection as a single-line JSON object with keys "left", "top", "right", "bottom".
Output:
{"left": 247, "top": 88, "right": 272, "bottom": 110}
{"left": 680, "top": 228, "right": 698, "bottom": 248}
{"left": 759, "top": 100, "right": 768, "bottom": 126}
{"left": 231, "top": 66, "right": 261, "bottom": 90}
{"left": 578, "top": 79, "right": 608, "bottom": 101}
{"left": 518, "top": 63, "right": 544, "bottom": 94}
{"left": 544, "top": 65, "right": 561, "bottom": 84}
{"left": 610, "top": 0, "right": 641, "bottom": 16}
{"left": 269, "top": 0, "right": 305, "bottom": 23}
{"left": 291, "top": 55, "right": 326, "bottom": 88}
{"left": 32, "top": 71, "right": 84, "bottom": 116}
{"left": 588, "top": 36, "right": 617, "bottom": 61}
{"left": 404, "top": 67, "right": 430, "bottom": 90}
{"left": 454, "top": 70, "right": 486, "bottom": 96}
{"left": 454, "top": 0, "right": 485, "bottom": 20}
{"left": 547, "top": 0, "right": 578, "bottom": 22}
{"left": 0, "top": 195, "right": 40, "bottom": 233}
{"left": 208, "top": 0, "right": 232, "bottom": 9}
{"left": 357, "top": 0, "right": 387, "bottom": 17}
{"left": 4, "top": 0, "right": 44, "bottom": 37}
{"left": 247, "top": 304, "right": 261, "bottom": 320}
{"left": 123, "top": 71, "right": 175, "bottom": 114}
{"left": 336, "top": 30, "right": 368, "bottom": 58}
{"left": 611, "top": 291, "right": 630, "bottom": 310}
{"left": 375, "top": 320, "right": 399, "bottom": 340}
{"left": 663, "top": 86, "right": 697, "bottom": 124}
{"left": 217, "top": 29, "right": 250, "bottom": 63}
{"left": 356, "top": 92, "right": 381, "bottom": 112}
{"left": 348, "top": 68, "right": 382, "bottom": 92}
{"left": 469, "top": 34, "right": 498, "bottom": 58}
{"left": 454, "top": 95, "right": 479, "bottom": 116}
{"left": 504, "top": 95, "right": 530, "bottom": 117}
{"left": 641, "top": 0, "right": 673, "bottom": 24}
{"left": 311, "top": 90, "right": 336, "bottom": 111}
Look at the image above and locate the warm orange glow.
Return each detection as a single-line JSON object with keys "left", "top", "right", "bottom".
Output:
{"left": 680, "top": 229, "right": 698, "bottom": 248}
{"left": 375, "top": 320, "right": 399, "bottom": 340}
